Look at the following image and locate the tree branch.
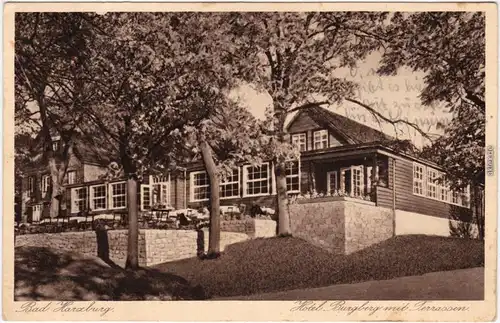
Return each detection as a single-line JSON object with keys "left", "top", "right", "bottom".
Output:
{"left": 345, "top": 97, "right": 432, "bottom": 140}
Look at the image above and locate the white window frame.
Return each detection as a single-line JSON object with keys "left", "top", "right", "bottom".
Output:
{"left": 190, "top": 171, "right": 210, "bottom": 202}
{"left": 41, "top": 174, "right": 50, "bottom": 194}
{"left": 220, "top": 168, "right": 240, "bottom": 199}
{"left": 313, "top": 129, "right": 328, "bottom": 150}
{"left": 52, "top": 140, "right": 59, "bottom": 152}
{"left": 141, "top": 184, "right": 152, "bottom": 211}
{"left": 412, "top": 162, "right": 471, "bottom": 208}
{"left": 426, "top": 168, "right": 438, "bottom": 199}
{"left": 326, "top": 171, "right": 338, "bottom": 194}
{"left": 243, "top": 163, "right": 272, "bottom": 197}
{"left": 150, "top": 174, "right": 171, "bottom": 206}
{"left": 291, "top": 133, "right": 307, "bottom": 152}
{"left": 71, "top": 187, "right": 88, "bottom": 213}
{"left": 340, "top": 165, "right": 365, "bottom": 197}
{"left": 90, "top": 184, "right": 107, "bottom": 211}
{"left": 32, "top": 204, "right": 42, "bottom": 222}
{"left": 440, "top": 184, "right": 450, "bottom": 203}
{"left": 285, "top": 161, "right": 300, "bottom": 194}
{"left": 109, "top": 181, "right": 127, "bottom": 210}
{"left": 67, "top": 171, "right": 76, "bottom": 185}
{"left": 413, "top": 163, "right": 425, "bottom": 196}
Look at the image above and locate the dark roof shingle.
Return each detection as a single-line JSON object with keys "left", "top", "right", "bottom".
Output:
{"left": 290, "top": 105, "right": 394, "bottom": 144}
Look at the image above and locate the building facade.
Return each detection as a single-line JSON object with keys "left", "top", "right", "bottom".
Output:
{"left": 19, "top": 106, "right": 472, "bottom": 224}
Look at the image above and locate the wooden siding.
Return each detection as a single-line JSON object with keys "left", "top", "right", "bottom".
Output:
{"left": 288, "top": 112, "right": 319, "bottom": 134}
{"left": 387, "top": 158, "right": 471, "bottom": 219}
{"left": 329, "top": 133, "right": 344, "bottom": 147}
{"left": 376, "top": 186, "right": 394, "bottom": 209}
{"left": 288, "top": 111, "right": 348, "bottom": 152}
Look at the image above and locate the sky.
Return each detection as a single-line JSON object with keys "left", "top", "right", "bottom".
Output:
{"left": 233, "top": 51, "right": 452, "bottom": 148}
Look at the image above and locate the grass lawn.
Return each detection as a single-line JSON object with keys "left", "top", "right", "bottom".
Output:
{"left": 153, "top": 235, "right": 484, "bottom": 298}
{"left": 15, "top": 246, "right": 206, "bottom": 301}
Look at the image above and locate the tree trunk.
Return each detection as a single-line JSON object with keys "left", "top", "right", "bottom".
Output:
{"left": 200, "top": 141, "right": 220, "bottom": 257}
{"left": 48, "top": 159, "right": 61, "bottom": 218}
{"left": 472, "top": 184, "right": 485, "bottom": 240}
{"left": 275, "top": 162, "right": 291, "bottom": 236}
{"left": 125, "top": 176, "right": 139, "bottom": 269}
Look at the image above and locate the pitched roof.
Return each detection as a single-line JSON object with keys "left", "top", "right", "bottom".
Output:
{"left": 287, "top": 105, "right": 394, "bottom": 144}
{"left": 29, "top": 133, "right": 112, "bottom": 166}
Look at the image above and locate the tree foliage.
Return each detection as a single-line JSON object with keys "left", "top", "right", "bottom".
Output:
{"left": 379, "top": 12, "right": 485, "bottom": 188}
{"left": 15, "top": 13, "right": 101, "bottom": 218}
{"left": 225, "top": 12, "right": 390, "bottom": 234}
{"left": 379, "top": 12, "right": 486, "bottom": 239}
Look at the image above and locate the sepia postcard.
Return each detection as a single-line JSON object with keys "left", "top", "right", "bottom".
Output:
{"left": 2, "top": 2, "right": 498, "bottom": 321}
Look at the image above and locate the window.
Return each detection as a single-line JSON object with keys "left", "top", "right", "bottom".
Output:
{"left": 71, "top": 187, "right": 88, "bottom": 213}
{"left": 326, "top": 171, "right": 338, "bottom": 194}
{"left": 461, "top": 186, "right": 470, "bottom": 208}
{"left": 28, "top": 177, "right": 34, "bottom": 195}
{"left": 141, "top": 185, "right": 151, "bottom": 211}
{"left": 41, "top": 175, "right": 51, "bottom": 194}
{"left": 440, "top": 184, "right": 450, "bottom": 203}
{"left": 313, "top": 130, "right": 328, "bottom": 150}
{"left": 340, "top": 166, "right": 364, "bottom": 197}
{"left": 413, "top": 163, "right": 425, "bottom": 196}
{"left": 352, "top": 166, "right": 364, "bottom": 197}
{"left": 221, "top": 169, "right": 240, "bottom": 199}
{"left": 52, "top": 140, "right": 59, "bottom": 152}
{"left": 66, "top": 171, "right": 76, "bottom": 185}
{"left": 191, "top": 171, "right": 209, "bottom": 201}
{"left": 32, "top": 204, "right": 42, "bottom": 222}
{"left": 152, "top": 183, "right": 169, "bottom": 205}
{"left": 150, "top": 175, "right": 171, "bottom": 206}
{"left": 413, "top": 162, "right": 470, "bottom": 208}
{"left": 285, "top": 162, "right": 300, "bottom": 193}
{"left": 110, "top": 182, "right": 127, "bottom": 209}
{"left": 90, "top": 185, "right": 107, "bottom": 211}
{"left": 426, "top": 168, "right": 438, "bottom": 199}
{"left": 291, "top": 133, "right": 307, "bottom": 152}
{"left": 244, "top": 163, "right": 270, "bottom": 196}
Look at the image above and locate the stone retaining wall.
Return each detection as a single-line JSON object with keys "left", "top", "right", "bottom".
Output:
{"left": 220, "top": 219, "right": 276, "bottom": 238}
{"left": 344, "top": 201, "right": 393, "bottom": 254}
{"left": 144, "top": 229, "right": 248, "bottom": 266}
{"left": 289, "top": 197, "right": 394, "bottom": 254}
{"left": 15, "top": 229, "right": 249, "bottom": 267}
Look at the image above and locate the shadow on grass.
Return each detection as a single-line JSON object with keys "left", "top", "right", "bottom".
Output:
{"left": 153, "top": 235, "right": 484, "bottom": 298}
{"left": 15, "top": 246, "right": 206, "bottom": 301}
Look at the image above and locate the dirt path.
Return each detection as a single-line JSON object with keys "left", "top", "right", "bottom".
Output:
{"left": 220, "top": 268, "right": 484, "bottom": 300}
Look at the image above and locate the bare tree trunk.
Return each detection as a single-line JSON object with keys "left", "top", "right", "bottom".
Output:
{"left": 47, "top": 134, "right": 74, "bottom": 218}
{"left": 275, "top": 163, "right": 291, "bottom": 236}
{"left": 48, "top": 159, "right": 63, "bottom": 218}
{"left": 473, "top": 184, "right": 485, "bottom": 240}
{"left": 125, "top": 176, "right": 139, "bottom": 269}
{"left": 200, "top": 141, "right": 220, "bottom": 257}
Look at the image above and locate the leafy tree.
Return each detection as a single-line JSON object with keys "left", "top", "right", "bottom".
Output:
{"left": 184, "top": 98, "right": 271, "bottom": 256}
{"left": 225, "top": 12, "right": 396, "bottom": 234}
{"left": 379, "top": 12, "right": 485, "bottom": 238}
{"left": 15, "top": 13, "right": 100, "bottom": 218}
{"left": 81, "top": 13, "right": 248, "bottom": 267}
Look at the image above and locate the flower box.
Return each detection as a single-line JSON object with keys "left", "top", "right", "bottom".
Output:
{"left": 294, "top": 196, "right": 376, "bottom": 206}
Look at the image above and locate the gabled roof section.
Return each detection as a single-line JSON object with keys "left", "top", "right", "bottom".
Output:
{"left": 29, "top": 132, "right": 113, "bottom": 166}
{"left": 286, "top": 105, "right": 394, "bottom": 144}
